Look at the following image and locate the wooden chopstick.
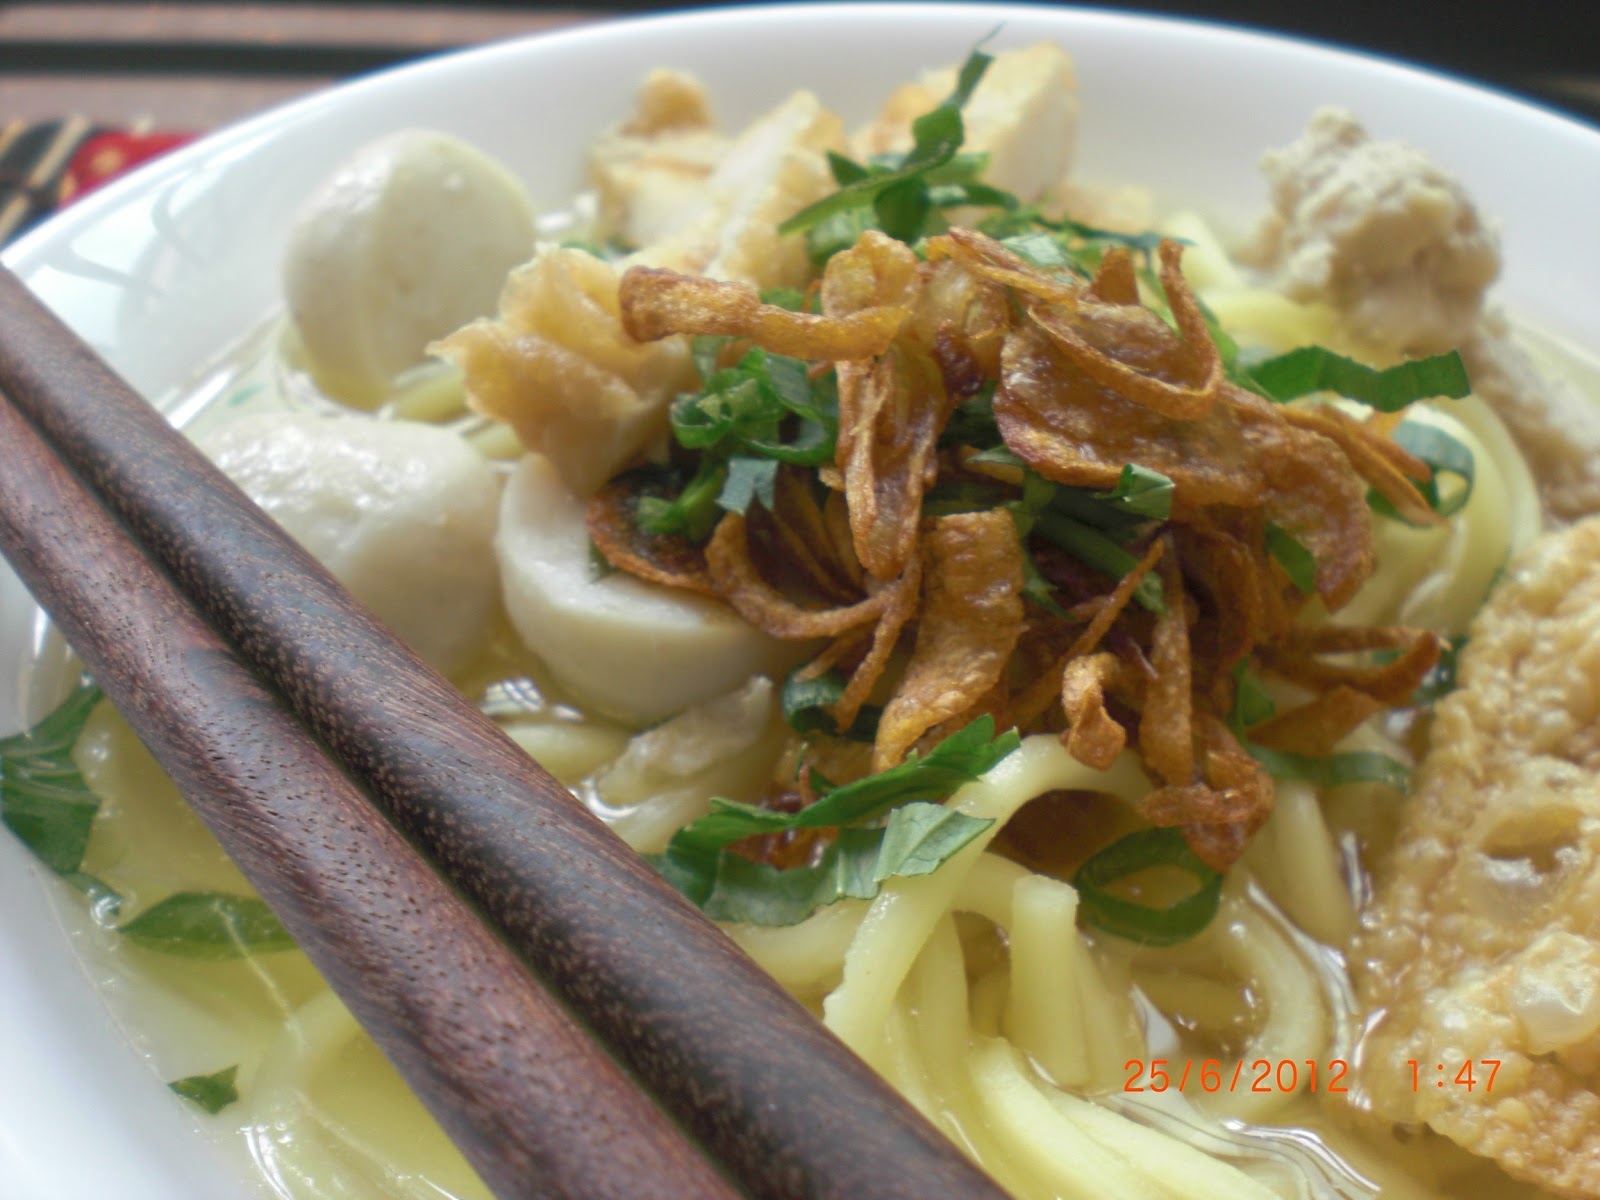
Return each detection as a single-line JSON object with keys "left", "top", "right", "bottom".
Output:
{"left": 0, "top": 382, "right": 736, "bottom": 1199}
{"left": 0, "top": 264, "right": 1010, "bottom": 1200}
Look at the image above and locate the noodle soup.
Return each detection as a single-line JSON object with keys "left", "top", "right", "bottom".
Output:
{"left": 4, "top": 9, "right": 1599, "bottom": 1199}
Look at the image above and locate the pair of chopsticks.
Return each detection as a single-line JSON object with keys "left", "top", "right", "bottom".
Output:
{"left": 0, "top": 313, "right": 718, "bottom": 1197}
{"left": 0, "top": 264, "right": 1009, "bottom": 1200}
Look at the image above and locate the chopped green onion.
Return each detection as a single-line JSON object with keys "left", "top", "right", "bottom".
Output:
{"left": 1264, "top": 522, "right": 1318, "bottom": 595}
{"left": 689, "top": 334, "right": 727, "bottom": 384}
{"left": 635, "top": 459, "right": 727, "bottom": 543}
{"left": 1227, "top": 660, "right": 1277, "bottom": 735}
{"left": 717, "top": 455, "right": 779, "bottom": 515}
{"left": 939, "top": 383, "right": 1001, "bottom": 449}
{"left": 1093, "top": 464, "right": 1174, "bottom": 520}
{"left": 1074, "top": 828, "right": 1224, "bottom": 946}
{"left": 1000, "top": 475, "right": 1084, "bottom": 618}
{"left": 1369, "top": 420, "right": 1476, "bottom": 522}
{"left": 923, "top": 478, "right": 1013, "bottom": 515}
{"left": 556, "top": 236, "right": 631, "bottom": 261}
{"left": 1245, "top": 744, "right": 1410, "bottom": 792}
{"left": 780, "top": 669, "right": 880, "bottom": 740}
{"left": 967, "top": 445, "right": 1024, "bottom": 469}
{"left": 1042, "top": 485, "right": 1147, "bottom": 537}
{"left": 1033, "top": 511, "right": 1165, "bottom": 613}
{"left": 1015, "top": 538, "right": 1073, "bottom": 620}
{"left": 1248, "top": 346, "right": 1472, "bottom": 412}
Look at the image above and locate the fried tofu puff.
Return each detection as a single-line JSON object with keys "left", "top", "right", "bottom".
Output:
{"left": 1353, "top": 515, "right": 1600, "bottom": 1197}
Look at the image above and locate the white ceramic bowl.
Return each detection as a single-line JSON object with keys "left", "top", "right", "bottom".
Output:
{"left": 2, "top": 5, "right": 1596, "bottom": 1197}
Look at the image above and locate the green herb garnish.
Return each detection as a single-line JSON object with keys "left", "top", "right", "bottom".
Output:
{"left": 640, "top": 347, "right": 839, "bottom": 541}
{"left": 780, "top": 43, "right": 1017, "bottom": 258}
{"left": 654, "top": 717, "right": 1017, "bottom": 925}
{"left": 168, "top": 1065, "right": 240, "bottom": 1115}
{"left": 997, "top": 229, "right": 1085, "bottom": 273}
{"left": 0, "top": 681, "right": 120, "bottom": 907}
{"left": 669, "top": 348, "right": 836, "bottom": 467}
{"left": 940, "top": 383, "right": 1002, "bottom": 449}
{"left": 994, "top": 469, "right": 1166, "bottom": 615}
{"left": 2, "top": 684, "right": 300, "bottom": 957}
{"left": 1003, "top": 470, "right": 1074, "bottom": 619}
{"left": 718, "top": 455, "right": 780, "bottom": 515}
{"left": 658, "top": 804, "right": 994, "bottom": 926}
{"left": 117, "top": 892, "right": 295, "bottom": 960}
{"left": 1074, "top": 827, "right": 1225, "bottom": 946}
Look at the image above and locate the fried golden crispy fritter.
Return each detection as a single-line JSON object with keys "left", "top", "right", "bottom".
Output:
{"left": 1353, "top": 515, "right": 1600, "bottom": 1197}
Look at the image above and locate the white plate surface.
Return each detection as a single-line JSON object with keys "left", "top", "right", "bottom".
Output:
{"left": 2, "top": 5, "right": 1597, "bottom": 1197}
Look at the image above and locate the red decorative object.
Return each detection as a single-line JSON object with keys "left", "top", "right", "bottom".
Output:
{"left": 59, "top": 130, "right": 195, "bottom": 203}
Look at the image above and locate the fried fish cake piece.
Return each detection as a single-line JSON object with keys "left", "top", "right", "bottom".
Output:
{"left": 1352, "top": 515, "right": 1600, "bottom": 1197}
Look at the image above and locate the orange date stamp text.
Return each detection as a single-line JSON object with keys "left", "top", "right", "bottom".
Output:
{"left": 1123, "top": 1057, "right": 1350, "bottom": 1094}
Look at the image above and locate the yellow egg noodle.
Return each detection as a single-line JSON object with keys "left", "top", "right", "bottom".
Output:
{"left": 7, "top": 41, "right": 1587, "bottom": 1200}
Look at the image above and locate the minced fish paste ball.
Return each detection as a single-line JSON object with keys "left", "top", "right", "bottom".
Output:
{"left": 283, "top": 129, "right": 536, "bottom": 405}
{"left": 199, "top": 411, "right": 500, "bottom": 675}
